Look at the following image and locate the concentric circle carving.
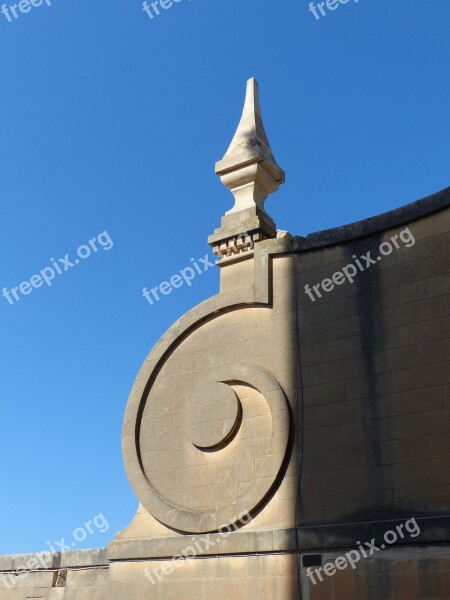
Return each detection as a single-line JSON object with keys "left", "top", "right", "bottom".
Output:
{"left": 124, "top": 361, "right": 292, "bottom": 534}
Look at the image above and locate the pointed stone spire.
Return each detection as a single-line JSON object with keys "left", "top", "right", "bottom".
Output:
{"left": 208, "top": 78, "right": 285, "bottom": 264}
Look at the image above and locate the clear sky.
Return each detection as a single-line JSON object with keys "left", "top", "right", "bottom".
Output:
{"left": 0, "top": 0, "right": 449, "bottom": 554}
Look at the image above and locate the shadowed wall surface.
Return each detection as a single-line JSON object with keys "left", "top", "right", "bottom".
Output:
{"left": 296, "top": 187, "right": 450, "bottom": 539}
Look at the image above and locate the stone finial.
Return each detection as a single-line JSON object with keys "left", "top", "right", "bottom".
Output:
{"left": 208, "top": 78, "right": 285, "bottom": 263}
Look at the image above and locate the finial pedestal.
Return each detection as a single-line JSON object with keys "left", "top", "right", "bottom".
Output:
{"left": 208, "top": 78, "right": 285, "bottom": 264}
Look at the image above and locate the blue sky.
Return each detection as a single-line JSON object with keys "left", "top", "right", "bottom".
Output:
{"left": 0, "top": 0, "right": 449, "bottom": 553}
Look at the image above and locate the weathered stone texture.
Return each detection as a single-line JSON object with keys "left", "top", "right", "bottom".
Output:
{"left": 296, "top": 205, "right": 450, "bottom": 537}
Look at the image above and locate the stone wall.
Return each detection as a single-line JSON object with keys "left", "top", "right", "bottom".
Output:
{"left": 1, "top": 187, "right": 449, "bottom": 600}
{"left": 296, "top": 189, "right": 450, "bottom": 540}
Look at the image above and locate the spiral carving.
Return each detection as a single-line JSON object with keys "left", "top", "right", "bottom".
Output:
{"left": 123, "top": 292, "right": 293, "bottom": 534}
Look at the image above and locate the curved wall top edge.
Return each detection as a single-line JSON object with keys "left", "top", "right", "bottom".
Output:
{"left": 294, "top": 186, "right": 450, "bottom": 251}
